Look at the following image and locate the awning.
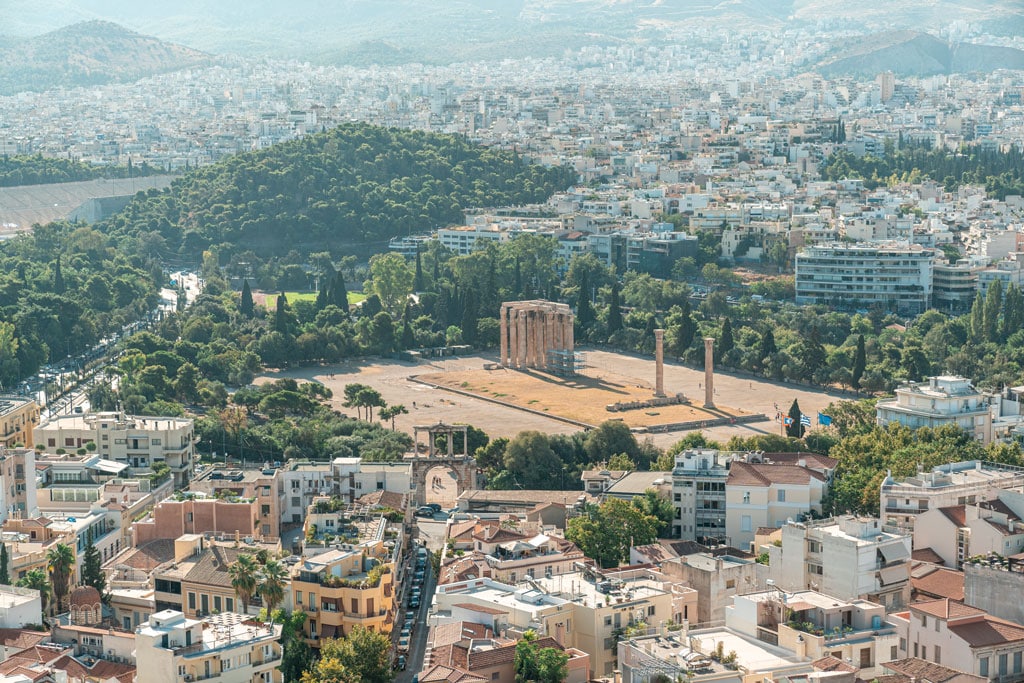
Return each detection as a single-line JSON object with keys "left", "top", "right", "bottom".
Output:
{"left": 319, "top": 624, "right": 338, "bottom": 639}
{"left": 879, "top": 543, "right": 910, "bottom": 564}
{"left": 878, "top": 564, "right": 909, "bottom": 586}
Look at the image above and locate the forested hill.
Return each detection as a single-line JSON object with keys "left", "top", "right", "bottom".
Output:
{"left": 103, "top": 124, "right": 576, "bottom": 256}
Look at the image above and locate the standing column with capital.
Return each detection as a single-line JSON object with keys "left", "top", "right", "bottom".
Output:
{"left": 654, "top": 329, "right": 665, "bottom": 397}
{"left": 704, "top": 337, "right": 715, "bottom": 409}
{"left": 509, "top": 309, "right": 519, "bottom": 368}
{"left": 499, "top": 305, "right": 509, "bottom": 366}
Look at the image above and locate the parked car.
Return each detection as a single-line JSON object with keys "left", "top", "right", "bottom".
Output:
{"left": 426, "top": 503, "right": 442, "bottom": 513}
{"left": 410, "top": 597, "right": 420, "bottom": 609}
{"left": 398, "top": 637, "right": 410, "bottom": 653}
{"left": 415, "top": 506, "right": 435, "bottom": 517}
{"left": 394, "top": 655, "right": 407, "bottom": 670}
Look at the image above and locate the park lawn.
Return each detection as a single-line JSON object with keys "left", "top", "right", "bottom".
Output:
{"left": 263, "top": 291, "right": 366, "bottom": 309}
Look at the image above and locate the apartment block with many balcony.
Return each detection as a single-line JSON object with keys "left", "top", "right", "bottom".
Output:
{"left": 876, "top": 376, "right": 994, "bottom": 444}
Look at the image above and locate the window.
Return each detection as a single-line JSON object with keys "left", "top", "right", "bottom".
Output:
{"left": 226, "top": 598, "right": 233, "bottom": 611}
{"left": 899, "top": 638, "right": 906, "bottom": 652}
{"left": 648, "top": 605, "right": 656, "bottom": 616}
{"left": 296, "top": 592, "right": 302, "bottom": 605}
{"left": 1014, "top": 651, "right": 1022, "bottom": 674}
{"left": 743, "top": 492, "right": 750, "bottom": 504}
{"left": 214, "top": 596, "right": 221, "bottom": 612}
{"left": 188, "top": 593, "right": 196, "bottom": 610}
{"left": 913, "top": 642, "right": 918, "bottom": 657}
{"left": 891, "top": 646, "right": 898, "bottom": 660}
{"left": 741, "top": 515, "right": 752, "bottom": 532}
{"left": 152, "top": 438, "right": 161, "bottom": 445}
{"left": 261, "top": 505, "right": 271, "bottom": 515}
{"left": 777, "top": 489, "right": 786, "bottom": 502}
{"left": 980, "top": 657, "right": 989, "bottom": 677}
{"left": 492, "top": 674, "right": 500, "bottom": 681}
{"left": 604, "top": 616, "right": 612, "bottom": 626}
{"left": 934, "top": 618, "right": 939, "bottom": 632}
{"left": 47, "top": 438, "right": 55, "bottom": 447}
{"left": 1000, "top": 654, "right": 1008, "bottom": 676}
{"left": 934, "top": 646, "right": 941, "bottom": 664}
{"left": 726, "top": 579, "right": 736, "bottom": 589}
{"left": 351, "top": 598, "right": 359, "bottom": 614}
{"left": 921, "top": 615, "right": 927, "bottom": 627}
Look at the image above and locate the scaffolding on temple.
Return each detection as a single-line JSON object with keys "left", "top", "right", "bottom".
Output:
{"left": 545, "top": 349, "right": 586, "bottom": 377}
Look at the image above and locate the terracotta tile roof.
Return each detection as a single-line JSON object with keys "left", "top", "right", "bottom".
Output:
{"left": 911, "top": 547, "right": 945, "bottom": 564}
{"left": 418, "top": 663, "right": 488, "bottom": 683}
{"left": 910, "top": 598, "right": 983, "bottom": 620}
{"left": 182, "top": 545, "right": 248, "bottom": 588}
{"left": 884, "top": 657, "right": 987, "bottom": 683}
{"left": 761, "top": 452, "right": 839, "bottom": 470}
{"left": 911, "top": 567, "right": 965, "bottom": 601}
{"left": 107, "top": 538, "right": 176, "bottom": 571}
{"left": 811, "top": 655, "right": 859, "bottom": 672}
{"left": 726, "top": 461, "right": 824, "bottom": 487}
{"left": 938, "top": 505, "right": 967, "bottom": 528}
{"left": 950, "top": 615, "right": 1024, "bottom": 648}
{"left": 356, "top": 489, "right": 407, "bottom": 511}
{"left": 471, "top": 528, "right": 528, "bottom": 544}
{"left": 0, "top": 629, "right": 47, "bottom": 651}
{"left": 49, "top": 654, "right": 137, "bottom": 682}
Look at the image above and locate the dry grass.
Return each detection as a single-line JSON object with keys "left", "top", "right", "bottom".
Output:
{"left": 418, "top": 366, "right": 747, "bottom": 428}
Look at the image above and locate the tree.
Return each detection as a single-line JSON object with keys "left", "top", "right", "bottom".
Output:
{"left": 364, "top": 252, "right": 413, "bottom": 315}
{"left": 53, "top": 256, "right": 65, "bottom": 294}
{"left": 80, "top": 538, "right": 105, "bottom": 598}
{"left": 584, "top": 421, "right": 640, "bottom": 467}
{"left": 414, "top": 248, "right": 425, "bottom": 292}
{"left": 356, "top": 386, "right": 385, "bottom": 422}
{"left": 536, "top": 644, "right": 571, "bottom": 683}
{"left": 607, "top": 281, "right": 623, "bottom": 334}
{"left": 0, "top": 543, "right": 9, "bottom": 585}
{"left": 565, "top": 498, "right": 659, "bottom": 568}
{"left": 1002, "top": 283, "right": 1023, "bottom": 342}
{"left": 576, "top": 268, "right": 595, "bottom": 328}
{"left": 228, "top": 554, "right": 259, "bottom": 614}
{"left": 16, "top": 568, "right": 50, "bottom": 614}
{"left": 378, "top": 404, "right": 408, "bottom": 430}
{"left": 240, "top": 280, "right": 254, "bottom": 317}
{"left": 718, "top": 318, "right": 734, "bottom": 361}
{"left": 632, "top": 488, "right": 675, "bottom": 537}
{"left": 331, "top": 273, "right": 350, "bottom": 317}
{"left": 851, "top": 334, "right": 866, "bottom": 390}
{"left": 47, "top": 543, "right": 74, "bottom": 614}
{"left": 258, "top": 560, "right": 288, "bottom": 615}
{"left": 984, "top": 279, "right": 1003, "bottom": 343}
{"left": 461, "top": 288, "right": 479, "bottom": 345}
{"left": 970, "top": 291, "right": 985, "bottom": 341}
{"left": 499, "top": 431, "right": 565, "bottom": 490}
{"left": 274, "top": 292, "right": 292, "bottom": 334}
{"left": 786, "top": 399, "right": 804, "bottom": 438}
{"left": 302, "top": 626, "right": 393, "bottom": 683}
{"left": 515, "top": 630, "right": 567, "bottom": 683}
{"left": 606, "top": 453, "right": 636, "bottom": 471}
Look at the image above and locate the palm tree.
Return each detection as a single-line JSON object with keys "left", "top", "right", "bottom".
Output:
{"left": 258, "top": 560, "right": 288, "bottom": 617}
{"left": 47, "top": 543, "right": 74, "bottom": 614}
{"left": 228, "top": 554, "right": 259, "bottom": 614}
{"left": 17, "top": 568, "right": 51, "bottom": 615}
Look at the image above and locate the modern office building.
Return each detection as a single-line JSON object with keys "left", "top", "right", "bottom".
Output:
{"left": 795, "top": 242, "right": 936, "bottom": 314}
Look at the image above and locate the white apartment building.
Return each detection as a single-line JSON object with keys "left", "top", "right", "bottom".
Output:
{"left": 795, "top": 242, "right": 935, "bottom": 314}
{"left": 672, "top": 449, "right": 732, "bottom": 543}
{"left": 36, "top": 412, "right": 195, "bottom": 487}
{"left": 914, "top": 491, "right": 1024, "bottom": 569}
{"left": 136, "top": 610, "right": 282, "bottom": 683}
{"left": 767, "top": 516, "right": 912, "bottom": 610}
{"left": 332, "top": 457, "right": 412, "bottom": 502}
{"left": 876, "top": 376, "right": 994, "bottom": 444}
{"left": 880, "top": 461, "right": 1024, "bottom": 532}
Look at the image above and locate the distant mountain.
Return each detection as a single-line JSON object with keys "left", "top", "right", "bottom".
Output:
{"left": 816, "top": 30, "right": 1024, "bottom": 77}
{"left": 2, "top": 1, "right": 1023, "bottom": 67}
{"left": 0, "top": 20, "right": 212, "bottom": 94}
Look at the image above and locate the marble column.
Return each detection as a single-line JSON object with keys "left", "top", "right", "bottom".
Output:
{"left": 500, "top": 305, "right": 509, "bottom": 366}
{"left": 517, "top": 310, "right": 528, "bottom": 370}
{"left": 654, "top": 329, "right": 665, "bottom": 397}
{"left": 508, "top": 309, "right": 518, "bottom": 367}
{"left": 565, "top": 314, "right": 574, "bottom": 352}
{"left": 704, "top": 337, "right": 715, "bottom": 409}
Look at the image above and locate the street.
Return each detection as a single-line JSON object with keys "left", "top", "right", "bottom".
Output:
{"left": 395, "top": 550, "right": 436, "bottom": 683}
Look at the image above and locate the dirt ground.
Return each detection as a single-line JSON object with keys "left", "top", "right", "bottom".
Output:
{"left": 417, "top": 366, "right": 746, "bottom": 428}
{"left": 256, "top": 348, "right": 851, "bottom": 449}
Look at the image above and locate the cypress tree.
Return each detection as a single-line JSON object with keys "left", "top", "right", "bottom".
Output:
{"left": 332, "top": 273, "right": 350, "bottom": 318}
{"left": 513, "top": 257, "right": 522, "bottom": 298}
{"left": 984, "top": 279, "right": 1003, "bottom": 343}
{"left": 53, "top": 256, "right": 65, "bottom": 294}
{"left": 757, "top": 327, "right": 777, "bottom": 370}
{"left": 786, "top": 399, "right": 803, "bottom": 438}
{"left": 461, "top": 288, "right": 479, "bottom": 345}
{"left": 0, "top": 543, "right": 9, "bottom": 585}
{"left": 576, "top": 270, "right": 595, "bottom": 327}
{"left": 679, "top": 299, "right": 697, "bottom": 351}
{"left": 718, "top": 318, "right": 734, "bottom": 361}
{"left": 1001, "top": 283, "right": 1023, "bottom": 342}
{"left": 274, "top": 292, "right": 290, "bottom": 333}
{"left": 80, "top": 538, "right": 105, "bottom": 597}
{"left": 239, "top": 280, "right": 254, "bottom": 317}
{"left": 315, "top": 277, "right": 329, "bottom": 311}
{"left": 414, "top": 249, "right": 425, "bottom": 292}
{"left": 607, "top": 281, "right": 623, "bottom": 334}
{"left": 852, "top": 333, "right": 866, "bottom": 390}
{"left": 970, "top": 291, "right": 985, "bottom": 341}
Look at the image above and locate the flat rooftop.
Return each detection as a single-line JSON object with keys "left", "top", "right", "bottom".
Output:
{"left": 533, "top": 569, "right": 668, "bottom": 609}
